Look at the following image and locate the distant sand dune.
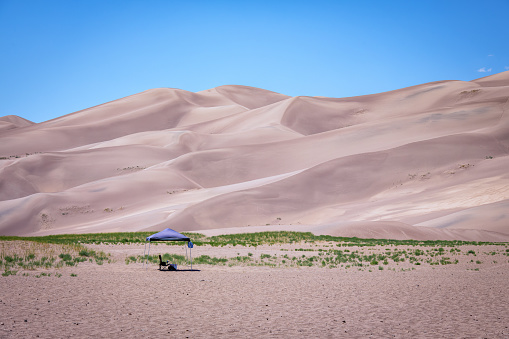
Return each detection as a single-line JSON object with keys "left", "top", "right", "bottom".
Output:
{"left": 1, "top": 72, "right": 508, "bottom": 240}
{"left": 0, "top": 115, "right": 34, "bottom": 132}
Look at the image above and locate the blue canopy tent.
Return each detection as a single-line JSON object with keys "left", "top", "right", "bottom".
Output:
{"left": 143, "top": 228, "right": 194, "bottom": 270}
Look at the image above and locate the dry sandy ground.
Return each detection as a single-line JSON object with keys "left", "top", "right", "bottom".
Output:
{"left": 1, "top": 243, "right": 508, "bottom": 338}
{"left": 1, "top": 72, "right": 508, "bottom": 240}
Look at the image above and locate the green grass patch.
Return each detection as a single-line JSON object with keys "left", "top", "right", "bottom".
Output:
{"left": 3, "top": 231, "right": 508, "bottom": 272}
{"left": 1, "top": 241, "right": 110, "bottom": 274}
{"left": 1, "top": 231, "right": 505, "bottom": 248}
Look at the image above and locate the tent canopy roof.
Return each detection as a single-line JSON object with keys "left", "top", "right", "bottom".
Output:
{"left": 146, "top": 228, "right": 190, "bottom": 242}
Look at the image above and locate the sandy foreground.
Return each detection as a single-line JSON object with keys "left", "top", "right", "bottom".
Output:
{"left": 1, "top": 242, "right": 508, "bottom": 338}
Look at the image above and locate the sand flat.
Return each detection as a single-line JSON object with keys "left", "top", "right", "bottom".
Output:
{"left": 1, "top": 241, "right": 509, "bottom": 338}
{"left": 1, "top": 261, "right": 508, "bottom": 338}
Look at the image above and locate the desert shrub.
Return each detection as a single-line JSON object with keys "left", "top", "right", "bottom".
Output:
{"left": 193, "top": 255, "right": 227, "bottom": 265}
{"left": 59, "top": 253, "right": 72, "bottom": 261}
{"left": 2, "top": 270, "right": 17, "bottom": 276}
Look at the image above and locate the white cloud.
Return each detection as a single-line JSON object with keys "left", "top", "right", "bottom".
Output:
{"left": 505, "top": 66, "right": 509, "bottom": 70}
{"left": 477, "top": 67, "right": 492, "bottom": 72}
{"left": 488, "top": 54, "right": 494, "bottom": 57}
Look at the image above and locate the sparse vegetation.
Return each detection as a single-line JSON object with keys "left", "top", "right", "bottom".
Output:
{"left": 0, "top": 231, "right": 504, "bottom": 247}
{"left": 0, "top": 240, "right": 110, "bottom": 276}
{"left": 0, "top": 152, "right": 43, "bottom": 160}
{"left": 117, "top": 166, "right": 146, "bottom": 171}
{"left": 2, "top": 232, "right": 507, "bottom": 273}
{"left": 132, "top": 242, "right": 508, "bottom": 270}
{"left": 460, "top": 89, "right": 481, "bottom": 95}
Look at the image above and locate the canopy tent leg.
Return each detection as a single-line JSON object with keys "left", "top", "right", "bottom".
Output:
{"left": 145, "top": 241, "right": 151, "bottom": 271}
{"left": 142, "top": 241, "right": 147, "bottom": 268}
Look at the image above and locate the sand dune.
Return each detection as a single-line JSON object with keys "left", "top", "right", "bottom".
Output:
{"left": 0, "top": 115, "right": 34, "bottom": 132}
{"left": 1, "top": 73, "right": 508, "bottom": 240}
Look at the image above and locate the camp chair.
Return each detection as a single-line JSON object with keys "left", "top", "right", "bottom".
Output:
{"left": 159, "top": 255, "right": 177, "bottom": 271}
{"left": 159, "top": 255, "right": 169, "bottom": 271}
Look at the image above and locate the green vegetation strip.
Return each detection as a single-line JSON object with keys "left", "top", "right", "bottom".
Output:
{"left": 2, "top": 232, "right": 508, "bottom": 275}
{"left": 1, "top": 231, "right": 506, "bottom": 247}
{"left": 1, "top": 245, "right": 109, "bottom": 276}
{"left": 127, "top": 245, "right": 509, "bottom": 270}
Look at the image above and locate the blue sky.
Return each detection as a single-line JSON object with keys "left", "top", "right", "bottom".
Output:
{"left": 1, "top": 0, "right": 508, "bottom": 123}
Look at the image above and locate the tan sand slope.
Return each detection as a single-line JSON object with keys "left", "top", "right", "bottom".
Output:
{"left": 0, "top": 74, "right": 508, "bottom": 240}
{"left": 0, "top": 115, "right": 34, "bottom": 133}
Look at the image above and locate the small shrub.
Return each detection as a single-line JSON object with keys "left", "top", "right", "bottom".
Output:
{"left": 440, "top": 257, "right": 452, "bottom": 265}
{"left": 59, "top": 253, "right": 72, "bottom": 261}
{"left": 194, "top": 255, "right": 227, "bottom": 265}
{"left": 2, "top": 270, "right": 17, "bottom": 276}
{"left": 79, "top": 249, "right": 94, "bottom": 257}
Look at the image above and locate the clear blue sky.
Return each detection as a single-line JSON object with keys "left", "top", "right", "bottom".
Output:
{"left": 1, "top": 0, "right": 508, "bottom": 123}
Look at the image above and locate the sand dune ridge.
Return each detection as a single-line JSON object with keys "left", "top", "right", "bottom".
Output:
{"left": 1, "top": 72, "right": 508, "bottom": 240}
